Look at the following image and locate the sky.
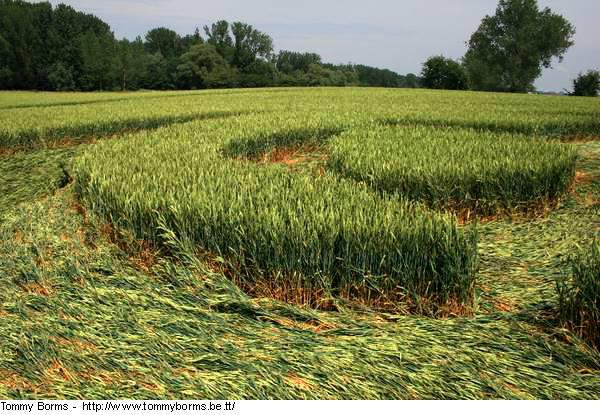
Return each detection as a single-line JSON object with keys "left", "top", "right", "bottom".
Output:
{"left": 47, "top": 0, "right": 600, "bottom": 92}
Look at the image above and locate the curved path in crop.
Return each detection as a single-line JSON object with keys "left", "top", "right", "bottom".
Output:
{"left": 0, "top": 89, "right": 598, "bottom": 398}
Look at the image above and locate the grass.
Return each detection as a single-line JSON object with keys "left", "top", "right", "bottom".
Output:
{"left": 0, "top": 182, "right": 598, "bottom": 399}
{"left": 0, "top": 111, "right": 240, "bottom": 149}
{"left": 3, "top": 87, "right": 599, "bottom": 148}
{"left": 0, "top": 147, "right": 76, "bottom": 218}
{"left": 0, "top": 89, "right": 599, "bottom": 399}
{"left": 557, "top": 240, "right": 600, "bottom": 348}
{"left": 74, "top": 114, "right": 478, "bottom": 312}
{"left": 328, "top": 125, "right": 577, "bottom": 214}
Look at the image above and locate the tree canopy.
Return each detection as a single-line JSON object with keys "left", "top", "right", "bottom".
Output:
{"left": 0, "top": 1, "right": 417, "bottom": 91}
{"left": 571, "top": 70, "right": 600, "bottom": 97}
{"left": 0, "top": 0, "right": 113, "bottom": 90}
{"left": 230, "top": 22, "right": 273, "bottom": 70}
{"left": 420, "top": 56, "right": 467, "bottom": 90}
{"left": 6, "top": 0, "right": 587, "bottom": 94}
{"left": 276, "top": 51, "right": 322, "bottom": 74}
{"left": 144, "top": 27, "right": 185, "bottom": 59}
{"left": 464, "top": 0, "right": 575, "bottom": 92}
{"left": 176, "top": 43, "right": 232, "bottom": 89}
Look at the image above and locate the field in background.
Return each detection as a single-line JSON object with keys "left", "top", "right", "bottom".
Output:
{"left": 0, "top": 88, "right": 599, "bottom": 399}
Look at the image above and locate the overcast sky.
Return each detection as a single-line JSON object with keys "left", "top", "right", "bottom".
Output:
{"left": 47, "top": 0, "right": 600, "bottom": 91}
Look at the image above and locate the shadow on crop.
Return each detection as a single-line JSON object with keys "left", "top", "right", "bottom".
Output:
{"left": 220, "top": 127, "right": 344, "bottom": 160}
{"left": 0, "top": 88, "right": 306, "bottom": 111}
{"left": 0, "top": 110, "right": 247, "bottom": 151}
{"left": 379, "top": 117, "right": 600, "bottom": 137}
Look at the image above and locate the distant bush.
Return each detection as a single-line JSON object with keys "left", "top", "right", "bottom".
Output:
{"left": 420, "top": 56, "right": 467, "bottom": 91}
{"left": 571, "top": 70, "right": 600, "bottom": 97}
{"left": 557, "top": 241, "right": 600, "bottom": 348}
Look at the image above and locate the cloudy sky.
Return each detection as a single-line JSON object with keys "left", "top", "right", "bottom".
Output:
{"left": 47, "top": 0, "right": 600, "bottom": 91}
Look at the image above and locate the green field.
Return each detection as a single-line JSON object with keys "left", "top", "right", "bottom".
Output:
{"left": 0, "top": 88, "right": 599, "bottom": 399}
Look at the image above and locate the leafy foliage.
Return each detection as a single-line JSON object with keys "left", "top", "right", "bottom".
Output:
{"left": 464, "top": 0, "right": 575, "bottom": 92}
{"left": 144, "top": 27, "right": 186, "bottom": 59}
{"left": 571, "top": 70, "right": 600, "bottom": 97}
{"left": 420, "top": 56, "right": 467, "bottom": 90}
{"left": 0, "top": 0, "right": 112, "bottom": 90}
{"left": 0, "top": 1, "right": 416, "bottom": 91}
{"left": 47, "top": 62, "right": 75, "bottom": 91}
{"left": 355, "top": 65, "right": 419, "bottom": 88}
{"left": 176, "top": 44, "right": 234, "bottom": 89}
{"left": 277, "top": 51, "right": 322, "bottom": 73}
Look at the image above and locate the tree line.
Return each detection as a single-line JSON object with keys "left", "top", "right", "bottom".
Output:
{"left": 0, "top": 0, "right": 419, "bottom": 91}
{"left": 1, "top": 0, "right": 597, "bottom": 96}
{"left": 419, "top": 0, "right": 599, "bottom": 97}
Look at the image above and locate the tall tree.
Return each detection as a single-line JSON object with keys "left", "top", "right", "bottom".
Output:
{"left": 0, "top": 32, "right": 13, "bottom": 89}
{"left": 48, "top": 3, "right": 113, "bottom": 83}
{"left": 420, "top": 56, "right": 467, "bottom": 90}
{"left": 238, "top": 59, "right": 277, "bottom": 87}
{"left": 181, "top": 27, "right": 203, "bottom": 50}
{"left": 0, "top": 0, "right": 115, "bottom": 90}
{"left": 144, "top": 27, "right": 186, "bottom": 89}
{"left": 464, "top": 0, "right": 575, "bottom": 92}
{"left": 78, "top": 30, "right": 115, "bottom": 90}
{"left": 204, "top": 20, "right": 234, "bottom": 63}
{"left": 112, "top": 37, "right": 149, "bottom": 91}
{"left": 0, "top": 0, "right": 45, "bottom": 88}
{"left": 176, "top": 43, "right": 233, "bottom": 89}
{"left": 145, "top": 27, "right": 183, "bottom": 59}
{"left": 354, "top": 64, "right": 408, "bottom": 88}
{"left": 47, "top": 61, "right": 75, "bottom": 91}
{"left": 143, "top": 52, "right": 172, "bottom": 90}
{"left": 0, "top": 1, "right": 419, "bottom": 91}
{"left": 230, "top": 22, "right": 273, "bottom": 70}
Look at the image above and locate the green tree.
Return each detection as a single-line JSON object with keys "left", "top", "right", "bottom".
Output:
{"left": 181, "top": 27, "right": 203, "bottom": 50}
{"left": 238, "top": 59, "right": 277, "bottom": 87}
{"left": 353, "top": 64, "right": 412, "bottom": 88}
{"left": 324, "top": 64, "right": 359, "bottom": 86}
{"left": 47, "top": 3, "right": 113, "bottom": 87}
{"left": 0, "top": 1, "right": 424, "bottom": 91}
{"left": 144, "top": 27, "right": 183, "bottom": 58}
{"left": 420, "top": 56, "right": 467, "bottom": 90}
{"left": 0, "top": 33, "right": 13, "bottom": 88}
{"left": 306, "top": 64, "right": 351, "bottom": 87}
{"left": 0, "top": 0, "right": 115, "bottom": 90}
{"left": 571, "top": 70, "right": 600, "bottom": 97}
{"left": 112, "top": 38, "right": 149, "bottom": 91}
{"left": 203, "top": 20, "right": 273, "bottom": 85}
{"left": 47, "top": 62, "right": 75, "bottom": 91}
{"left": 143, "top": 52, "right": 173, "bottom": 90}
{"left": 144, "top": 28, "right": 186, "bottom": 89}
{"left": 176, "top": 43, "right": 232, "bottom": 89}
{"left": 204, "top": 20, "right": 234, "bottom": 63}
{"left": 464, "top": 0, "right": 575, "bottom": 92}
{"left": 78, "top": 30, "right": 116, "bottom": 90}
{"left": 404, "top": 73, "right": 420, "bottom": 88}
{"left": 0, "top": 0, "right": 44, "bottom": 88}
{"left": 230, "top": 22, "right": 273, "bottom": 70}
{"left": 112, "top": 39, "right": 134, "bottom": 91}
{"left": 276, "top": 51, "right": 321, "bottom": 73}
